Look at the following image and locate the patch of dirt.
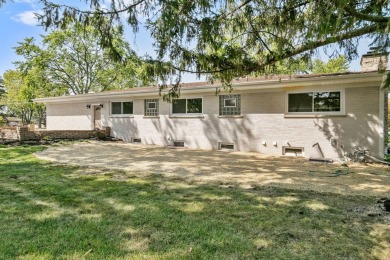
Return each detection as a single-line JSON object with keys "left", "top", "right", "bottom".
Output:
{"left": 35, "top": 141, "right": 390, "bottom": 197}
{"left": 347, "top": 198, "right": 390, "bottom": 223}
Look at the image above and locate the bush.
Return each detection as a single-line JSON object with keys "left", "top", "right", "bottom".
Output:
{"left": 41, "top": 135, "right": 53, "bottom": 141}
{"left": 0, "top": 116, "right": 7, "bottom": 127}
{"left": 95, "top": 131, "right": 107, "bottom": 141}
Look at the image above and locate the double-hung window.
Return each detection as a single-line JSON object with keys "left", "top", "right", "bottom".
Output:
{"left": 111, "top": 101, "right": 133, "bottom": 115}
{"left": 172, "top": 98, "right": 202, "bottom": 114}
{"left": 287, "top": 91, "right": 342, "bottom": 114}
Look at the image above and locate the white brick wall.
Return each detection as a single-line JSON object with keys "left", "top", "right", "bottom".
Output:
{"left": 46, "top": 85, "right": 383, "bottom": 161}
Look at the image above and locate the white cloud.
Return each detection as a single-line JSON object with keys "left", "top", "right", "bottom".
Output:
{"left": 12, "top": 10, "right": 41, "bottom": 26}
{"left": 14, "top": 0, "right": 38, "bottom": 8}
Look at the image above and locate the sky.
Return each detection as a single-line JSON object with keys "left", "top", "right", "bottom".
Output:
{"left": 0, "top": 1, "right": 372, "bottom": 83}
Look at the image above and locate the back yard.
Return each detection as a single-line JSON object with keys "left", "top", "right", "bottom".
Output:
{"left": 0, "top": 142, "right": 389, "bottom": 259}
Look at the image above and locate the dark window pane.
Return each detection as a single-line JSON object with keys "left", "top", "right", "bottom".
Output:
{"left": 187, "top": 98, "right": 202, "bottom": 113}
{"left": 111, "top": 102, "right": 122, "bottom": 114}
{"left": 314, "top": 92, "right": 341, "bottom": 112}
{"left": 123, "top": 102, "right": 133, "bottom": 114}
{"left": 148, "top": 102, "right": 156, "bottom": 109}
{"left": 288, "top": 93, "right": 313, "bottom": 112}
{"left": 172, "top": 99, "right": 186, "bottom": 113}
{"left": 224, "top": 98, "right": 236, "bottom": 107}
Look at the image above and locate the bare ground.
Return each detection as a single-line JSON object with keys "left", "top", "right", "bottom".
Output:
{"left": 35, "top": 141, "right": 390, "bottom": 197}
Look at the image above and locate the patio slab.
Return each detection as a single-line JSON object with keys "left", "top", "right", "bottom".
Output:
{"left": 35, "top": 141, "right": 390, "bottom": 197}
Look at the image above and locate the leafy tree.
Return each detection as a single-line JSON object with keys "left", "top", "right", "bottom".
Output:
{"left": 27, "top": 0, "right": 389, "bottom": 97}
{"left": 1, "top": 1, "right": 388, "bottom": 99}
{"left": 2, "top": 69, "right": 58, "bottom": 126}
{"left": 15, "top": 21, "right": 148, "bottom": 95}
{"left": 2, "top": 70, "right": 35, "bottom": 125}
{"left": 0, "top": 76, "right": 5, "bottom": 107}
{"left": 0, "top": 76, "right": 4, "bottom": 93}
{"left": 0, "top": 76, "right": 6, "bottom": 126}
{"left": 312, "top": 56, "right": 349, "bottom": 74}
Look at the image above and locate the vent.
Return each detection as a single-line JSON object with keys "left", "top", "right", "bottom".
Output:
{"left": 283, "top": 146, "right": 304, "bottom": 157}
{"left": 219, "top": 142, "right": 235, "bottom": 150}
{"left": 173, "top": 140, "right": 185, "bottom": 147}
{"left": 131, "top": 138, "right": 141, "bottom": 143}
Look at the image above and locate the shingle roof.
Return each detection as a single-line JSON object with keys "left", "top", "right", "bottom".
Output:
{"left": 100, "top": 71, "right": 374, "bottom": 95}
{"left": 33, "top": 70, "right": 387, "bottom": 103}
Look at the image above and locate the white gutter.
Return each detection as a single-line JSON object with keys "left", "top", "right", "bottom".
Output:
{"left": 33, "top": 72, "right": 385, "bottom": 103}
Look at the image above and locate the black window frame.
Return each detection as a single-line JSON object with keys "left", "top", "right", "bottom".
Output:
{"left": 111, "top": 101, "right": 133, "bottom": 115}
{"left": 287, "top": 91, "right": 342, "bottom": 114}
{"left": 172, "top": 98, "right": 203, "bottom": 114}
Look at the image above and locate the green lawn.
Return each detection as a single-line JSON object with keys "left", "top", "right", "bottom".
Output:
{"left": 0, "top": 145, "right": 389, "bottom": 259}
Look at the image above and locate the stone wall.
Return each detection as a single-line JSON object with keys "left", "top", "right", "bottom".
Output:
{"left": 0, "top": 126, "right": 111, "bottom": 141}
{"left": 0, "top": 127, "right": 19, "bottom": 140}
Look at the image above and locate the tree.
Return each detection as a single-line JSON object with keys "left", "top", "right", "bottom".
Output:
{"left": 312, "top": 56, "right": 349, "bottom": 74}
{"left": 2, "top": 69, "right": 59, "bottom": 126}
{"left": 30, "top": 0, "right": 389, "bottom": 95}
{"left": 2, "top": 70, "right": 35, "bottom": 125}
{"left": 0, "top": 76, "right": 5, "bottom": 105}
{"left": 15, "top": 21, "right": 148, "bottom": 95}
{"left": 0, "top": 76, "right": 6, "bottom": 126}
{"left": 1, "top": 1, "right": 388, "bottom": 99}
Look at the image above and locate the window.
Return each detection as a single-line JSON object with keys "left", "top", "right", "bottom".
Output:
{"left": 218, "top": 142, "right": 235, "bottom": 150}
{"left": 219, "top": 95, "right": 241, "bottom": 116}
{"left": 288, "top": 91, "right": 341, "bottom": 113}
{"left": 172, "top": 98, "right": 202, "bottom": 114}
{"left": 145, "top": 99, "right": 159, "bottom": 116}
{"left": 131, "top": 137, "right": 141, "bottom": 143}
{"left": 283, "top": 147, "right": 304, "bottom": 157}
{"left": 224, "top": 99, "right": 236, "bottom": 107}
{"left": 111, "top": 101, "right": 133, "bottom": 115}
{"left": 173, "top": 140, "right": 185, "bottom": 147}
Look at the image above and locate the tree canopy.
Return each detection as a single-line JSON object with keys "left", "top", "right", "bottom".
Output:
{"left": 1, "top": 0, "right": 389, "bottom": 99}
{"left": 0, "top": 76, "right": 4, "bottom": 99}
{"left": 37, "top": 1, "right": 390, "bottom": 79}
{"left": 0, "top": 76, "right": 6, "bottom": 119}
{"left": 2, "top": 70, "right": 36, "bottom": 125}
{"left": 312, "top": 55, "right": 350, "bottom": 74}
{"left": 15, "top": 21, "right": 148, "bottom": 95}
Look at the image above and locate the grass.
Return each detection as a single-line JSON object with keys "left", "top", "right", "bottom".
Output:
{"left": 0, "top": 145, "right": 389, "bottom": 259}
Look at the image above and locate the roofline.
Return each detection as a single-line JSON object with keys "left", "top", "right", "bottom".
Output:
{"left": 33, "top": 72, "right": 387, "bottom": 103}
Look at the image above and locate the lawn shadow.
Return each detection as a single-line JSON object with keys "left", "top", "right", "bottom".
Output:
{"left": 1, "top": 146, "right": 389, "bottom": 259}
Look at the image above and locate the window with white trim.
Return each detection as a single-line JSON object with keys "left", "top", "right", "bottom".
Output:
{"left": 145, "top": 99, "right": 159, "bottom": 116}
{"left": 219, "top": 94, "right": 241, "bottom": 115}
{"left": 172, "top": 98, "right": 202, "bottom": 114}
{"left": 111, "top": 101, "right": 133, "bottom": 115}
{"left": 288, "top": 91, "right": 341, "bottom": 113}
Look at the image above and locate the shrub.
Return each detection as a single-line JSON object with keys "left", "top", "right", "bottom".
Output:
{"left": 0, "top": 116, "right": 7, "bottom": 127}
{"left": 95, "top": 131, "right": 107, "bottom": 141}
{"left": 41, "top": 135, "right": 53, "bottom": 141}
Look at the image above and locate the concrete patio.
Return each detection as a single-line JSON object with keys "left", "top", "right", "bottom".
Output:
{"left": 35, "top": 141, "right": 390, "bottom": 197}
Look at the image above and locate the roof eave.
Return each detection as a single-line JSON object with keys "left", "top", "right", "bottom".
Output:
{"left": 33, "top": 72, "right": 386, "bottom": 103}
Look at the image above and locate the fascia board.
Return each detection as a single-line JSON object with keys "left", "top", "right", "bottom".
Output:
{"left": 33, "top": 72, "right": 385, "bottom": 104}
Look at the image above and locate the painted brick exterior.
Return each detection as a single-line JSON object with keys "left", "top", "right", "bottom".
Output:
{"left": 44, "top": 83, "right": 385, "bottom": 161}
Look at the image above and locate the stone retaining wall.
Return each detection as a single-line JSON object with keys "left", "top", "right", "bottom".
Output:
{"left": 0, "top": 126, "right": 111, "bottom": 141}
{"left": 0, "top": 127, "right": 19, "bottom": 140}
